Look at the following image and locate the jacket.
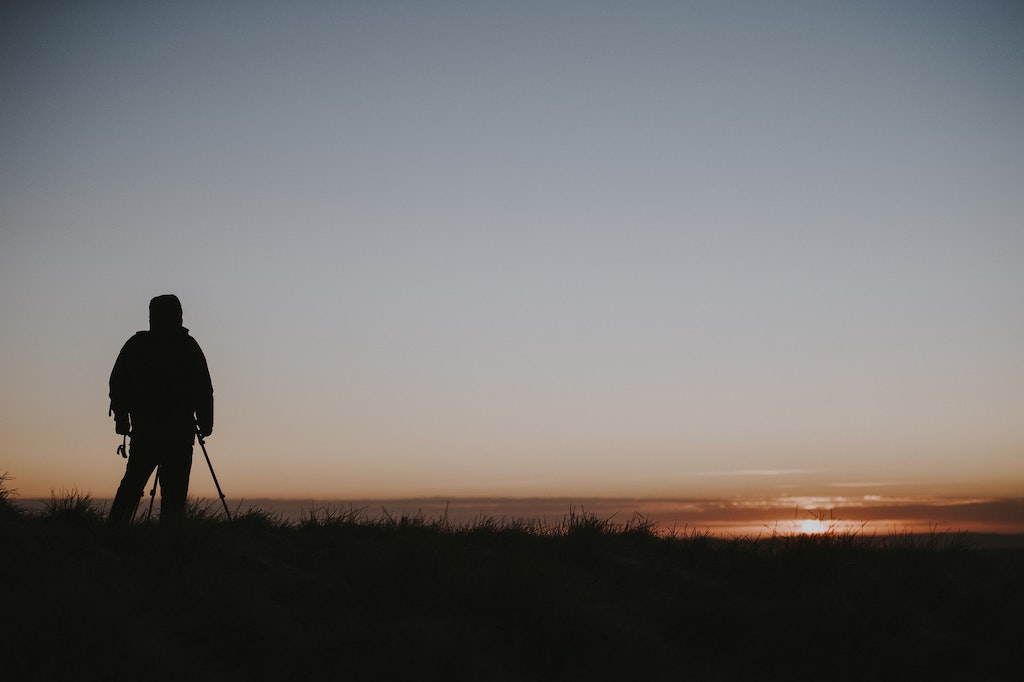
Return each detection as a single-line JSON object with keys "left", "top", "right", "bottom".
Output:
{"left": 109, "top": 326, "right": 214, "bottom": 438}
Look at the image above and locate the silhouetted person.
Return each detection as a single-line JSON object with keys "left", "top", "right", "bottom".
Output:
{"left": 107, "top": 294, "right": 214, "bottom": 525}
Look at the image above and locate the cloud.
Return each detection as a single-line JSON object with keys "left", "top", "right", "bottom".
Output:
{"left": 693, "top": 469, "right": 824, "bottom": 477}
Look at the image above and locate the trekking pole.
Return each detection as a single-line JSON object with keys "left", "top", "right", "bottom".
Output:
{"left": 195, "top": 424, "right": 232, "bottom": 521}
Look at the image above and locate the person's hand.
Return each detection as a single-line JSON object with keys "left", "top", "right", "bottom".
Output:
{"left": 115, "top": 418, "right": 131, "bottom": 436}
{"left": 197, "top": 424, "right": 213, "bottom": 439}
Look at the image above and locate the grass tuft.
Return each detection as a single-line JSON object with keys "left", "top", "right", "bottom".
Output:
{"left": 875, "top": 522, "right": 974, "bottom": 553}
{"left": 41, "top": 487, "right": 105, "bottom": 526}
{"left": 299, "top": 503, "right": 370, "bottom": 528}
{"left": 0, "top": 471, "right": 21, "bottom": 517}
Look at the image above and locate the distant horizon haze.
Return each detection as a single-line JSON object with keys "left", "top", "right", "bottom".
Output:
{"left": 11, "top": 492, "right": 1024, "bottom": 539}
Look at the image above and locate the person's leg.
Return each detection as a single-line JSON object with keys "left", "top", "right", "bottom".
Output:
{"left": 157, "top": 443, "right": 193, "bottom": 523}
{"left": 108, "top": 447, "right": 157, "bottom": 525}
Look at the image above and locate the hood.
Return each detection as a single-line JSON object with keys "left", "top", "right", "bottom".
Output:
{"left": 149, "top": 294, "right": 183, "bottom": 332}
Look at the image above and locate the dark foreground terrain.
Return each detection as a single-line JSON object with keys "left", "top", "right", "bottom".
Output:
{"left": 3, "top": 489, "right": 1022, "bottom": 681}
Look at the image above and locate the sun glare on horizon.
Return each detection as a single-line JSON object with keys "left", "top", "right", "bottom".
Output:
{"left": 798, "top": 519, "right": 830, "bottom": 535}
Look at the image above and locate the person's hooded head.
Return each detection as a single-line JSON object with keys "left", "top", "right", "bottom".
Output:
{"left": 149, "top": 294, "right": 183, "bottom": 332}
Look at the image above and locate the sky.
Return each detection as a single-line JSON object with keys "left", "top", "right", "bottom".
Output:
{"left": 2, "top": 1, "right": 1022, "bottom": 515}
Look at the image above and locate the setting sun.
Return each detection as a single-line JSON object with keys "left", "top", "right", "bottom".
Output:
{"left": 799, "top": 519, "right": 828, "bottom": 535}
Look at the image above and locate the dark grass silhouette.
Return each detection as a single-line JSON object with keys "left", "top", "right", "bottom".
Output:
{"left": 3, "top": 477, "right": 1022, "bottom": 681}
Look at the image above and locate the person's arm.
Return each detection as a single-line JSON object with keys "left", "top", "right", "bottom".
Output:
{"left": 108, "top": 336, "right": 138, "bottom": 435}
{"left": 192, "top": 339, "right": 214, "bottom": 437}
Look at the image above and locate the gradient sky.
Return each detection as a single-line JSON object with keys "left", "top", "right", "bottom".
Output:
{"left": 2, "top": 1, "right": 1022, "bottom": 504}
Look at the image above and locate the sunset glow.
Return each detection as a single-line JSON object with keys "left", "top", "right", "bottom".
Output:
{"left": 1, "top": 2, "right": 1022, "bottom": 534}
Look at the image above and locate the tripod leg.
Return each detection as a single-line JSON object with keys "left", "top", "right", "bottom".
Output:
{"left": 129, "top": 490, "right": 142, "bottom": 524}
{"left": 128, "top": 465, "right": 156, "bottom": 524}
{"left": 145, "top": 466, "right": 161, "bottom": 523}
{"left": 195, "top": 426, "right": 231, "bottom": 521}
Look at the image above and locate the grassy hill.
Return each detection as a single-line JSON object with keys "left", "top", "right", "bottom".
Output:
{"left": 3, "top": 481, "right": 1022, "bottom": 681}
